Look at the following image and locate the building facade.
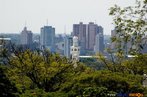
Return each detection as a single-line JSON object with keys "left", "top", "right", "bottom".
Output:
{"left": 73, "top": 22, "right": 86, "bottom": 52}
{"left": 73, "top": 22, "right": 104, "bottom": 53}
{"left": 20, "top": 27, "right": 33, "bottom": 46}
{"left": 64, "top": 36, "right": 73, "bottom": 58}
{"left": 86, "top": 22, "right": 98, "bottom": 50}
{"left": 94, "top": 32, "right": 104, "bottom": 53}
{"left": 40, "top": 26, "right": 55, "bottom": 51}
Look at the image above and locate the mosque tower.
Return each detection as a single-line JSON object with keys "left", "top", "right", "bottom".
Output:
{"left": 70, "top": 36, "right": 80, "bottom": 66}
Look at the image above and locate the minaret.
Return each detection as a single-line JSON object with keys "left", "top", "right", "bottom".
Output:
{"left": 70, "top": 36, "right": 80, "bottom": 67}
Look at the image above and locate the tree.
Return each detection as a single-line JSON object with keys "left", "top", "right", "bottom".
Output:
{"left": 6, "top": 49, "right": 75, "bottom": 93}
{"left": 0, "top": 41, "right": 146, "bottom": 96}
{"left": 109, "top": 0, "right": 147, "bottom": 55}
{"left": 0, "top": 65, "right": 18, "bottom": 97}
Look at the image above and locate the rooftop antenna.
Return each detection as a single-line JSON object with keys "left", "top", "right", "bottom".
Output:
{"left": 24, "top": 21, "right": 27, "bottom": 30}
{"left": 25, "top": 21, "right": 27, "bottom": 27}
{"left": 95, "top": 20, "right": 97, "bottom": 24}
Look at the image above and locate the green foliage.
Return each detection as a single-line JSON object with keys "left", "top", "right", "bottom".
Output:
{"left": 96, "top": 52, "right": 147, "bottom": 76}
{"left": 82, "top": 87, "right": 109, "bottom": 97}
{"left": 6, "top": 50, "right": 74, "bottom": 93}
{"left": 109, "top": 0, "right": 147, "bottom": 55}
{"left": 80, "top": 58, "right": 104, "bottom": 70}
{"left": 0, "top": 47, "right": 146, "bottom": 96}
{"left": 59, "top": 70, "right": 144, "bottom": 96}
{"left": 20, "top": 88, "right": 68, "bottom": 97}
{"left": 124, "top": 54, "right": 147, "bottom": 75}
{"left": 20, "top": 88, "right": 47, "bottom": 97}
{"left": 0, "top": 65, "right": 18, "bottom": 97}
{"left": 47, "top": 92, "right": 68, "bottom": 97}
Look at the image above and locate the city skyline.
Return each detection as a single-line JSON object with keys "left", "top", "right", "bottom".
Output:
{"left": 0, "top": 0, "right": 135, "bottom": 35}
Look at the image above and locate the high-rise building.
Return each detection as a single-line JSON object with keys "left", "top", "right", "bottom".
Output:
{"left": 20, "top": 27, "right": 33, "bottom": 46}
{"left": 73, "top": 22, "right": 86, "bottom": 52}
{"left": 86, "top": 22, "right": 99, "bottom": 50}
{"left": 94, "top": 32, "right": 104, "bottom": 53}
{"left": 73, "top": 22, "right": 103, "bottom": 53}
{"left": 64, "top": 36, "right": 73, "bottom": 58}
{"left": 40, "top": 26, "right": 55, "bottom": 50}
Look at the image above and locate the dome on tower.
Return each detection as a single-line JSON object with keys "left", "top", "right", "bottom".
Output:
{"left": 73, "top": 36, "right": 78, "bottom": 43}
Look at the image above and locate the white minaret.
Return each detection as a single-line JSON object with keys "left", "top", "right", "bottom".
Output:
{"left": 70, "top": 36, "right": 80, "bottom": 66}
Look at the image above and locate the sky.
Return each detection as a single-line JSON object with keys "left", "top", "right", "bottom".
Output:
{"left": 0, "top": 0, "right": 136, "bottom": 35}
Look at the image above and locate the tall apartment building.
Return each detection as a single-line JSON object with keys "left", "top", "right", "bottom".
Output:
{"left": 73, "top": 22, "right": 103, "bottom": 53}
{"left": 73, "top": 22, "right": 86, "bottom": 52}
{"left": 40, "top": 26, "right": 55, "bottom": 50}
{"left": 20, "top": 27, "right": 33, "bottom": 46}
{"left": 86, "top": 22, "right": 98, "bottom": 50}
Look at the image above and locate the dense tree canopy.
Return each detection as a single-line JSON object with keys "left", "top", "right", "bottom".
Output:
{"left": 0, "top": 48, "right": 146, "bottom": 96}
{"left": 0, "top": 65, "right": 18, "bottom": 97}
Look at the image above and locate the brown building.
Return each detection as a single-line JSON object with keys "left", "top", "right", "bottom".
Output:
{"left": 73, "top": 22, "right": 101, "bottom": 52}
{"left": 73, "top": 22, "right": 86, "bottom": 51}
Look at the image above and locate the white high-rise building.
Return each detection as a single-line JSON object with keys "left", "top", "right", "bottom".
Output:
{"left": 94, "top": 32, "right": 104, "bottom": 53}
{"left": 20, "top": 27, "right": 33, "bottom": 46}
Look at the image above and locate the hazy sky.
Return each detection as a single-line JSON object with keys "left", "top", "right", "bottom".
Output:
{"left": 0, "top": 0, "right": 135, "bottom": 35}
